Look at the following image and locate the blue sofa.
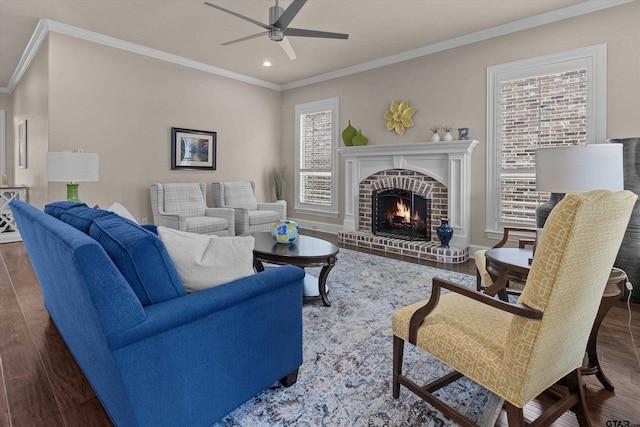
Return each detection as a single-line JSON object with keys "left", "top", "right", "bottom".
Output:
{"left": 10, "top": 200, "right": 305, "bottom": 426}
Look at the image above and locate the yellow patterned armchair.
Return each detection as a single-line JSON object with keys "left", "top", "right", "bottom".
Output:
{"left": 392, "top": 190, "right": 636, "bottom": 426}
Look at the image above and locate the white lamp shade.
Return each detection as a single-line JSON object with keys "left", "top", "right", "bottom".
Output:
{"left": 46, "top": 152, "right": 99, "bottom": 182}
{"left": 535, "top": 144, "right": 623, "bottom": 193}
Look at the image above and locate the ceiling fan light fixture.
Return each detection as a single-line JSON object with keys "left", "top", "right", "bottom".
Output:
{"left": 269, "top": 27, "right": 284, "bottom": 42}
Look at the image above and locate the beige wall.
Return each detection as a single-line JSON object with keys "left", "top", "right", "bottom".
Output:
{"left": 12, "top": 37, "right": 50, "bottom": 206}
{"left": 0, "top": 93, "right": 12, "bottom": 179}
{"left": 5, "top": 2, "right": 639, "bottom": 245}
{"left": 281, "top": 1, "right": 640, "bottom": 248}
{"left": 19, "top": 32, "right": 283, "bottom": 222}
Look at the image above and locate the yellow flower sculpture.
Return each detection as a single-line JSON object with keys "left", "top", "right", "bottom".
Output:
{"left": 384, "top": 100, "right": 416, "bottom": 136}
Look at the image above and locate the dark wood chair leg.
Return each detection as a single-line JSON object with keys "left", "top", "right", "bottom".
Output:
{"left": 505, "top": 402, "right": 526, "bottom": 425}
{"left": 566, "top": 369, "right": 592, "bottom": 427}
{"left": 279, "top": 369, "right": 299, "bottom": 387}
{"left": 393, "top": 335, "right": 404, "bottom": 399}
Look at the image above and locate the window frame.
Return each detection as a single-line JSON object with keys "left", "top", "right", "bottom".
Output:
{"left": 485, "top": 44, "right": 607, "bottom": 239}
{"left": 294, "top": 97, "right": 340, "bottom": 217}
{"left": 0, "top": 110, "right": 4, "bottom": 178}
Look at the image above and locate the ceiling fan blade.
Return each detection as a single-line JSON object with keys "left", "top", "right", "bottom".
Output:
{"left": 203, "top": 2, "right": 269, "bottom": 30}
{"left": 285, "top": 28, "right": 349, "bottom": 40}
{"left": 273, "top": 0, "right": 307, "bottom": 30}
{"left": 279, "top": 37, "right": 297, "bottom": 60}
{"left": 221, "top": 31, "right": 267, "bottom": 46}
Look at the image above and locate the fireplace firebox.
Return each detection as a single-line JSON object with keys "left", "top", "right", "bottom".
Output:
{"left": 372, "top": 189, "right": 431, "bottom": 241}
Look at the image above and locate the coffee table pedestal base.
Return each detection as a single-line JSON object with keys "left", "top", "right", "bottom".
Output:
{"left": 302, "top": 265, "right": 334, "bottom": 307}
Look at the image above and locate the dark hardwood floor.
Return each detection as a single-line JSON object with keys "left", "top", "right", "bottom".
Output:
{"left": 1, "top": 233, "right": 639, "bottom": 426}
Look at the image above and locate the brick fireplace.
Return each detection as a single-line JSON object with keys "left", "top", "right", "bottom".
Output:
{"left": 337, "top": 141, "right": 479, "bottom": 263}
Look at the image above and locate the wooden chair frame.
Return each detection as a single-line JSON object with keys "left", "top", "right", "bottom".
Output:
{"left": 393, "top": 276, "right": 592, "bottom": 427}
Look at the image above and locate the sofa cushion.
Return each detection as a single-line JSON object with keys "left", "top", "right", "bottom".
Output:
{"left": 158, "top": 226, "right": 255, "bottom": 293}
{"left": 223, "top": 182, "right": 258, "bottom": 210}
{"left": 90, "top": 215, "right": 186, "bottom": 306}
{"left": 107, "top": 202, "right": 138, "bottom": 224}
{"left": 44, "top": 201, "right": 88, "bottom": 219}
{"left": 162, "top": 184, "right": 206, "bottom": 217}
{"left": 60, "top": 205, "right": 114, "bottom": 234}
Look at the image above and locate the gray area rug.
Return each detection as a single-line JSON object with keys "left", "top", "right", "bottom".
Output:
{"left": 215, "top": 248, "right": 503, "bottom": 426}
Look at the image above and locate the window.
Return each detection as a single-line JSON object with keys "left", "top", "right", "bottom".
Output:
{"left": 294, "top": 97, "right": 339, "bottom": 216}
{"left": 486, "top": 45, "right": 606, "bottom": 238}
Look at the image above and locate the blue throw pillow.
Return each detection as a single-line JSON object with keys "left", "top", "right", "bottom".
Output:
{"left": 89, "top": 214, "right": 186, "bottom": 306}
{"left": 44, "top": 201, "right": 88, "bottom": 219}
{"left": 59, "top": 205, "right": 113, "bottom": 234}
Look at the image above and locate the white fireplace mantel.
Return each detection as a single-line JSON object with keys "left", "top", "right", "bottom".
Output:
{"left": 337, "top": 140, "right": 479, "bottom": 249}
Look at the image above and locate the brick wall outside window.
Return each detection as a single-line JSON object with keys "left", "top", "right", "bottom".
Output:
{"left": 499, "top": 69, "right": 587, "bottom": 224}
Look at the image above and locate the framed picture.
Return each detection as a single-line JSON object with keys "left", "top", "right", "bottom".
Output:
{"left": 171, "top": 127, "right": 216, "bottom": 170}
{"left": 18, "top": 120, "right": 27, "bottom": 168}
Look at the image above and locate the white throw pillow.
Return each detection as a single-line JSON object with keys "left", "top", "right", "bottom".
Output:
{"left": 157, "top": 226, "right": 255, "bottom": 293}
{"left": 107, "top": 202, "right": 138, "bottom": 224}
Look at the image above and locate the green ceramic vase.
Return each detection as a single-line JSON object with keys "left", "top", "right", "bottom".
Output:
{"left": 352, "top": 129, "right": 368, "bottom": 146}
{"left": 342, "top": 120, "right": 357, "bottom": 146}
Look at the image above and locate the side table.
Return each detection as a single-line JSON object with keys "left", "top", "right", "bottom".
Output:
{"left": 582, "top": 267, "right": 625, "bottom": 391}
{"left": 0, "top": 185, "right": 28, "bottom": 243}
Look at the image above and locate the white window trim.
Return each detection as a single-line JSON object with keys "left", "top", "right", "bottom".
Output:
{"left": 0, "top": 110, "right": 5, "bottom": 178}
{"left": 294, "top": 97, "right": 340, "bottom": 217}
{"left": 485, "top": 44, "right": 607, "bottom": 239}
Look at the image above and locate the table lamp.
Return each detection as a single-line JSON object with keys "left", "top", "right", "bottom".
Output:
{"left": 46, "top": 152, "right": 99, "bottom": 202}
{"left": 535, "top": 143, "right": 623, "bottom": 227}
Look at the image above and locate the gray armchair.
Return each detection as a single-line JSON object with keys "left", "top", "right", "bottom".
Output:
{"left": 212, "top": 181, "right": 286, "bottom": 235}
{"left": 150, "top": 183, "right": 235, "bottom": 236}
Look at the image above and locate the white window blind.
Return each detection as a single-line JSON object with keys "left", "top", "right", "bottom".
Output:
{"left": 295, "top": 98, "right": 339, "bottom": 216}
{"left": 486, "top": 45, "right": 606, "bottom": 238}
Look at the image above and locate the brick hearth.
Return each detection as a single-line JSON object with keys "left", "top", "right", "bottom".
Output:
{"left": 338, "top": 169, "right": 468, "bottom": 263}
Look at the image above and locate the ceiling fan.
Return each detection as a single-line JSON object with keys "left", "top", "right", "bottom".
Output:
{"left": 203, "top": 0, "right": 349, "bottom": 60}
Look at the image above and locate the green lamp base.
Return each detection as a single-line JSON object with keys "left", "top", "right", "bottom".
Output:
{"left": 66, "top": 183, "right": 82, "bottom": 203}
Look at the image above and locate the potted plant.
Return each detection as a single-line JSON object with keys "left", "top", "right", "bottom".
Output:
{"left": 273, "top": 166, "right": 286, "bottom": 200}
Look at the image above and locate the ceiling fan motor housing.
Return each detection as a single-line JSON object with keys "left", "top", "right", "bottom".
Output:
{"left": 269, "top": 5, "right": 285, "bottom": 41}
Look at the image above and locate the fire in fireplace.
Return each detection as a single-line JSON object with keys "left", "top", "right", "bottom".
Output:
{"left": 372, "top": 189, "right": 431, "bottom": 241}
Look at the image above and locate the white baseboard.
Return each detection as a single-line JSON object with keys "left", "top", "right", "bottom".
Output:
{"left": 290, "top": 217, "right": 342, "bottom": 235}
{"left": 469, "top": 244, "right": 490, "bottom": 258}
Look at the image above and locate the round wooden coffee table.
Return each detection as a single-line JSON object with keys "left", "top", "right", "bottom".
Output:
{"left": 251, "top": 232, "right": 339, "bottom": 307}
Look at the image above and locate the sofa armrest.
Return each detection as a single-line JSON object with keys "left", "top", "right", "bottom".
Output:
{"left": 257, "top": 200, "right": 286, "bottom": 219}
{"left": 230, "top": 206, "right": 251, "bottom": 231}
{"left": 204, "top": 207, "right": 234, "bottom": 220}
{"left": 108, "top": 264, "right": 305, "bottom": 426}
{"left": 108, "top": 265, "right": 305, "bottom": 350}
{"left": 151, "top": 213, "right": 182, "bottom": 230}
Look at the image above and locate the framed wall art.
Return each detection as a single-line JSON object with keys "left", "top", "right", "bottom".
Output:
{"left": 171, "top": 127, "right": 216, "bottom": 170}
{"left": 18, "top": 120, "right": 27, "bottom": 168}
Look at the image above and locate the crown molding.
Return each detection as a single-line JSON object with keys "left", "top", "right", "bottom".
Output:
{"left": 2, "top": 19, "right": 49, "bottom": 93}
{"left": 1, "top": 0, "right": 635, "bottom": 94}
{"left": 281, "top": 0, "right": 635, "bottom": 90}
{"left": 2, "top": 19, "right": 281, "bottom": 93}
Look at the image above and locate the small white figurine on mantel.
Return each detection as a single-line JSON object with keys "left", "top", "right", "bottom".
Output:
{"left": 430, "top": 126, "right": 440, "bottom": 142}
{"left": 443, "top": 126, "right": 454, "bottom": 141}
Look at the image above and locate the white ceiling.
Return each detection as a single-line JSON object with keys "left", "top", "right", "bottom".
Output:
{"left": 0, "top": 0, "right": 633, "bottom": 92}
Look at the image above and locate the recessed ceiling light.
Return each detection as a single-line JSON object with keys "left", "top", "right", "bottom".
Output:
{"left": 262, "top": 61, "right": 272, "bottom": 67}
